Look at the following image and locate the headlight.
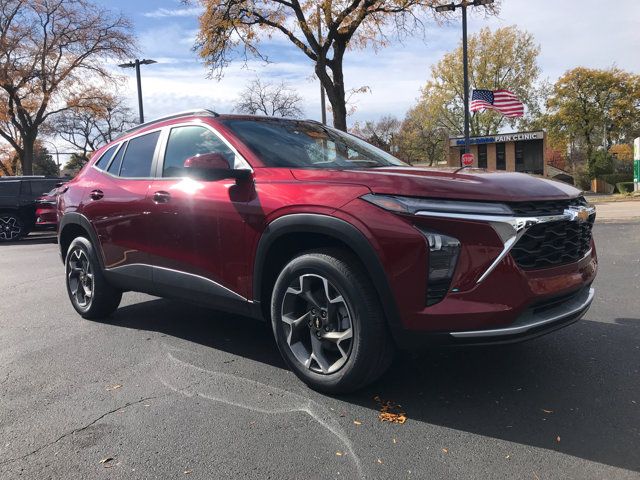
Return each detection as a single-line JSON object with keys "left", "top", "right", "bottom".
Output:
{"left": 416, "top": 227, "right": 461, "bottom": 306}
{"left": 361, "top": 194, "right": 513, "bottom": 216}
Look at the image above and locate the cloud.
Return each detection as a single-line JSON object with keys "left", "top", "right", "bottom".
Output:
{"left": 143, "top": 6, "right": 202, "bottom": 18}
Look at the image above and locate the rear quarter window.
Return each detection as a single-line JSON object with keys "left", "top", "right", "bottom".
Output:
{"left": 94, "top": 145, "right": 118, "bottom": 170}
{"left": 119, "top": 131, "right": 161, "bottom": 178}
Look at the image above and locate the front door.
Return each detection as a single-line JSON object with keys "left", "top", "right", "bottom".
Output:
{"left": 147, "top": 124, "right": 253, "bottom": 305}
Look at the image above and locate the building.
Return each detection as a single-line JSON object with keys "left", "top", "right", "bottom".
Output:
{"left": 448, "top": 130, "right": 547, "bottom": 176}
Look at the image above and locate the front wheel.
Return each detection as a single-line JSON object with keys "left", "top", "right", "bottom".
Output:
{"left": 65, "top": 237, "right": 122, "bottom": 319}
{"left": 271, "top": 249, "right": 394, "bottom": 394}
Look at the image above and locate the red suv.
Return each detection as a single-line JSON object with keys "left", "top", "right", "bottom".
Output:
{"left": 57, "top": 109, "right": 597, "bottom": 393}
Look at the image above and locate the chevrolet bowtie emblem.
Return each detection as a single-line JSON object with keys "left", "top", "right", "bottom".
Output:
{"left": 565, "top": 206, "right": 591, "bottom": 223}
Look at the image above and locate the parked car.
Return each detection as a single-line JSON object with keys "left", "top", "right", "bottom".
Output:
{"left": 57, "top": 109, "right": 597, "bottom": 393}
{"left": 0, "top": 176, "right": 67, "bottom": 241}
{"left": 35, "top": 184, "right": 67, "bottom": 230}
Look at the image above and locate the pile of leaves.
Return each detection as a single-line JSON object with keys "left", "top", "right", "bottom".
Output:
{"left": 374, "top": 395, "right": 407, "bottom": 424}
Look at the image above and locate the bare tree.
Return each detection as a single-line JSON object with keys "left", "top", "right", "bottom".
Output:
{"left": 53, "top": 96, "right": 135, "bottom": 161}
{"left": 351, "top": 115, "right": 400, "bottom": 152}
{"left": 0, "top": 0, "right": 135, "bottom": 174}
{"left": 234, "top": 78, "right": 304, "bottom": 117}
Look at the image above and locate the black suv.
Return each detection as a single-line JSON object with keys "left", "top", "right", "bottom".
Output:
{"left": 0, "top": 176, "right": 66, "bottom": 241}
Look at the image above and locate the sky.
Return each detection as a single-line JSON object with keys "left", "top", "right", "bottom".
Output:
{"left": 95, "top": 0, "right": 640, "bottom": 128}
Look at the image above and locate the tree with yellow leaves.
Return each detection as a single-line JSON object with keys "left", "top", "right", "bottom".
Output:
{"left": 412, "top": 26, "right": 542, "bottom": 137}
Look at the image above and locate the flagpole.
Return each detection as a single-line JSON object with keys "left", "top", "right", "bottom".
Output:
{"left": 434, "top": 0, "right": 495, "bottom": 167}
{"left": 461, "top": 1, "right": 470, "bottom": 166}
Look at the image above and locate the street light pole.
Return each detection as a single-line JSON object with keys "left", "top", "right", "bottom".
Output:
{"left": 434, "top": 0, "right": 494, "bottom": 166}
{"left": 118, "top": 59, "right": 157, "bottom": 124}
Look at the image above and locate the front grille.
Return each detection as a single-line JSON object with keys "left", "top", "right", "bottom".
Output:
{"left": 508, "top": 196, "right": 587, "bottom": 216}
{"left": 511, "top": 215, "right": 595, "bottom": 270}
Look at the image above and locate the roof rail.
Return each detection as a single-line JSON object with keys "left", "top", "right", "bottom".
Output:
{"left": 120, "top": 109, "right": 219, "bottom": 137}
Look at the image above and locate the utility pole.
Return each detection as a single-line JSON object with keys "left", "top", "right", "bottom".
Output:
{"left": 317, "top": 6, "right": 327, "bottom": 125}
{"left": 434, "top": 0, "right": 494, "bottom": 166}
{"left": 118, "top": 59, "right": 157, "bottom": 124}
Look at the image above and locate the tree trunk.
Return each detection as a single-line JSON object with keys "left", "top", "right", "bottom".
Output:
{"left": 316, "top": 45, "right": 348, "bottom": 132}
{"left": 22, "top": 135, "right": 35, "bottom": 175}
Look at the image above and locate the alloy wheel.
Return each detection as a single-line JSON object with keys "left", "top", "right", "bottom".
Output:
{"left": 280, "top": 274, "right": 353, "bottom": 374}
{"left": 0, "top": 216, "right": 22, "bottom": 241}
{"left": 67, "top": 248, "right": 94, "bottom": 308}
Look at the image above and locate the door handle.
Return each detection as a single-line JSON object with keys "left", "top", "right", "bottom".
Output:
{"left": 153, "top": 191, "right": 171, "bottom": 203}
{"left": 89, "top": 189, "right": 103, "bottom": 200}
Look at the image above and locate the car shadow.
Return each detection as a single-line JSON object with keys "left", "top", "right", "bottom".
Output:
{"left": 1, "top": 233, "right": 58, "bottom": 246}
{"left": 109, "top": 299, "right": 640, "bottom": 473}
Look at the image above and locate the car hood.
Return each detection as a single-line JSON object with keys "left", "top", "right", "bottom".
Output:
{"left": 291, "top": 167, "right": 582, "bottom": 202}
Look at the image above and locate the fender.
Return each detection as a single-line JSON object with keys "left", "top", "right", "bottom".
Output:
{"left": 253, "top": 213, "right": 402, "bottom": 333}
{"left": 58, "top": 212, "right": 104, "bottom": 267}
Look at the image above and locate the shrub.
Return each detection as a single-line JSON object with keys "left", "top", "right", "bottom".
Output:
{"left": 616, "top": 182, "right": 634, "bottom": 194}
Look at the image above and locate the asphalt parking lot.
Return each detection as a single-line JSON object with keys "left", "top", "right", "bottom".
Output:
{"left": 1, "top": 221, "right": 639, "bottom": 480}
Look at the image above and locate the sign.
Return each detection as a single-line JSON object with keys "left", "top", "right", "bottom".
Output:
{"left": 461, "top": 153, "right": 474, "bottom": 166}
{"left": 451, "top": 130, "right": 544, "bottom": 147}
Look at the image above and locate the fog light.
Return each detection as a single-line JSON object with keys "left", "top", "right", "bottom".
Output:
{"left": 418, "top": 228, "right": 461, "bottom": 306}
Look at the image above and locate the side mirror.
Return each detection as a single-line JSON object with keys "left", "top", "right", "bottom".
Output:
{"left": 183, "top": 153, "right": 251, "bottom": 180}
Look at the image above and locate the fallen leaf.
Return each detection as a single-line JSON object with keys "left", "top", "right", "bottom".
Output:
{"left": 99, "top": 457, "right": 114, "bottom": 464}
{"left": 374, "top": 396, "right": 408, "bottom": 424}
{"left": 106, "top": 384, "right": 122, "bottom": 391}
{"left": 353, "top": 420, "right": 362, "bottom": 425}
{"left": 542, "top": 409, "right": 554, "bottom": 414}
{"left": 556, "top": 436, "right": 561, "bottom": 443}
{"left": 442, "top": 448, "right": 448, "bottom": 454}
{"left": 336, "top": 451, "right": 343, "bottom": 456}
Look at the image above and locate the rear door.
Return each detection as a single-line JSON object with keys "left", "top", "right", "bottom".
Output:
{"left": 83, "top": 130, "right": 161, "bottom": 274}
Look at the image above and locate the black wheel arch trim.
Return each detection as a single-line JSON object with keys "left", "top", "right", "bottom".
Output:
{"left": 58, "top": 212, "right": 104, "bottom": 267}
{"left": 253, "top": 213, "right": 403, "bottom": 336}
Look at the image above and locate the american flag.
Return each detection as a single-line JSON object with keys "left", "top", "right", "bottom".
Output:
{"left": 470, "top": 89, "right": 524, "bottom": 118}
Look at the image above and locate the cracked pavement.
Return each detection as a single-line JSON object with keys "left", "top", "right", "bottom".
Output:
{"left": 0, "top": 224, "right": 639, "bottom": 479}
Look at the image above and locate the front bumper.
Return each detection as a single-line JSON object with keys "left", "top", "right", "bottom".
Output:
{"left": 395, "top": 286, "right": 594, "bottom": 349}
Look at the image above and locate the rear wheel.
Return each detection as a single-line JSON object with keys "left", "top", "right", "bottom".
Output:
{"left": 0, "top": 213, "right": 25, "bottom": 242}
{"left": 271, "top": 249, "right": 394, "bottom": 394}
{"left": 65, "top": 237, "right": 122, "bottom": 319}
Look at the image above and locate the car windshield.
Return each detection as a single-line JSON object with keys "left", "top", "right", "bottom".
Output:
{"left": 220, "top": 118, "right": 407, "bottom": 169}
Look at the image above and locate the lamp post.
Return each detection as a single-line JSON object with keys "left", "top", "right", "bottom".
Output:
{"left": 118, "top": 59, "right": 157, "bottom": 124}
{"left": 434, "top": 0, "right": 494, "bottom": 166}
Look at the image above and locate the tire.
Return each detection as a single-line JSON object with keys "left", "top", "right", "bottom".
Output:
{"left": 271, "top": 248, "right": 394, "bottom": 394}
{"left": 0, "top": 213, "right": 26, "bottom": 242}
{"left": 65, "top": 237, "right": 122, "bottom": 320}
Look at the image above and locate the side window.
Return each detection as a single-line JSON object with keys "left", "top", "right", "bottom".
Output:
{"left": 0, "top": 181, "right": 21, "bottom": 196}
{"left": 31, "top": 180, "right": 56, "bottom": 195}
{"left": 107, "top": 142, "right": 127, "bottom": 175}
{"left": 94, "top": 145, "right": 118, "bottom": 170}
{"left": 163, "top": 126, "right": 235, "bottom": 177}
{"left": 119, "top": 131, "right": 161, "bottom": 178}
